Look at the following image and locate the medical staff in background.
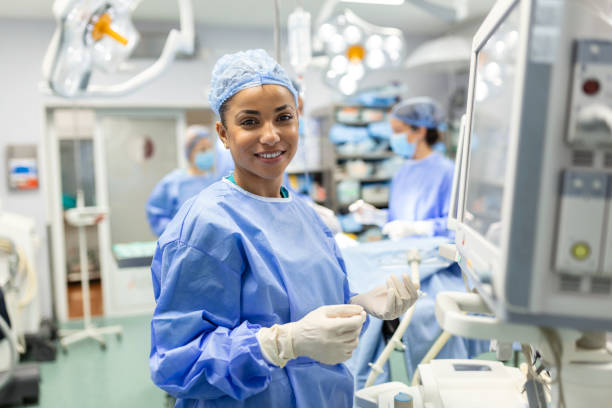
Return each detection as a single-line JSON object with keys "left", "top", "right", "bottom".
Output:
{"left": 148, "top": 49, "right": 418, "bottom": 408}
{"left": 145, "top": 126, "right": 234, "bottom": 236}
{"left": 350, "top": 97, "right": 454, "bottom": 240}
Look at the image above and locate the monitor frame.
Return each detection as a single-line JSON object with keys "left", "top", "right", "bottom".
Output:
{"left": 447, "top": 114, "right": 466, "bottom": 231}
{"left": 454, "top": 0, "right": 527, "bottom": 308}
{"left": 451, "top": 0, "right": 612, "bottom": 332}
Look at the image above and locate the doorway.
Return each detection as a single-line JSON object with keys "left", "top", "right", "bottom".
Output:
{"left": 54, "top": 109, "right": 104, "bottom": 319}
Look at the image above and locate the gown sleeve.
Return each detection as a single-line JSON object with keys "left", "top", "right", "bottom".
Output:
{"left": 146, "top": 179, "right": 176, "bottom": 237}
{"left": 149, "top": 239, "right": 274, "bottom": 401}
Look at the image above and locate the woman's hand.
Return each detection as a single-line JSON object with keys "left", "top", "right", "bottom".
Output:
{"left": 256, "top": 304, "right": 366, "bottom": 367}
{"left": 348, "top": 200, "right": 387, "bottom": 227}
{"left": 350, "top": 274, "right": 419, "bottom": 320}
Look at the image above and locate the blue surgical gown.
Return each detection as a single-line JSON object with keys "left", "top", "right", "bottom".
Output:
{"left": 146, "top": 140, "right": 235, "bottom": 237}
{"left": 145, "top": 170, "right": 217, "bottom": 236}
{"left": 387, "top": 152, "right": 454, "bottom": 236}
{"left": 149, "top": 179, "right": 363, "bottom": 407}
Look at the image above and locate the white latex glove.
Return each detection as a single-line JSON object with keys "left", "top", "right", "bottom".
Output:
{"left": 256, "top": 304, "right": 366, "bottom": 367}
{"left": 382, "top": 220, "right": 433, "bottom": 241}
{"left": 309, "top": 202, "right": 342, "bottom": 234}
{"left": 350, "top": 274, "right": 418, "bottom": 320}
{"left": 348, "top": 199, "right": 387, "bottom": 227}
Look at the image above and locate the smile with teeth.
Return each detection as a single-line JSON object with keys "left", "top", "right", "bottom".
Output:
{"left": 256, "top": 151, "right": 284, "bottom": 159}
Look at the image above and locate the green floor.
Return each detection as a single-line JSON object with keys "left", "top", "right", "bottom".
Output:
{"left": 16, "top": 315, "right": 165, "bottom": 408}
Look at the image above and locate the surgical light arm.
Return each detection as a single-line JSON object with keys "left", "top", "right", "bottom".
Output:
{"left": 87, "top": 0, "right": 194, "bottom": 96}
{"left": 42, "top": 0, "right": 194, "bottom": 98}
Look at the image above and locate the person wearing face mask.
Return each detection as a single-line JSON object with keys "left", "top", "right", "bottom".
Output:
{"left": 350, "top": 97, "right": 454, "bottom": 239}
{"left": 145, "top": 126, "right": 233, "bottom": 236}
{"left": 148, "top": 49, "right": 418, "bottom": 408}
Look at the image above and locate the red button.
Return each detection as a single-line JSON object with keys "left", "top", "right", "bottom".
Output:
{"left": 583, "top": 79, "right": 600, "bottom": 95}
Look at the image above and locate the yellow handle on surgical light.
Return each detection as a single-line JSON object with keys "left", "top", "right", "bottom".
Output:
{"left": 91, "top": 13, "right": 128, "bottom": 45}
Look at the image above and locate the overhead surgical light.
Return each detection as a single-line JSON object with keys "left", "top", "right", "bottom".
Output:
{"left": 365, "top": 49, "right": 385, "bottom": 69}
{"left": 42, "top": 0, "right": 194, "bottom": 98}
{"left": 328, "top": 33, "right": 347, "bottom": 54}
{"left": 331, "top": 55, "right": 349, "bottom": 74}
{"left": 343, "top": 25, "right": 363, "bottom": 44}
{"left": 339, "top": 74, "right": 358, "bottom": 95}
{"left": 317, "top": 9, "right": 404, "bottom": 95}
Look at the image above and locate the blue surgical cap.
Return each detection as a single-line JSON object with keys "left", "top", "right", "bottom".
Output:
{"left": 185, "top": 125, "right": 212, "bottom": 159}
{"left": 291, "top": 78, "right": 301, "bottom": 94}
{"left": 391, "top": 97, "right": 447, "bottom": 131}
{"left": 208, "top": 49, "right": 298, "bottom": 117}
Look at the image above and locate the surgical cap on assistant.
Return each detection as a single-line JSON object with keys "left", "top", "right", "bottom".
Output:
{"left": 391, "top": 97, "right": 447, "bottom": 131}
{"left": 184, "top": 125, "right": 212, "bottom": 159}
{"left": 208, "top": 49, "right": 298, "bottom": 116}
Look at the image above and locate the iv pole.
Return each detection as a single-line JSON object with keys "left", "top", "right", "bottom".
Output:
{"left": 59, "top": 110, "right": 122, "bottom": 352}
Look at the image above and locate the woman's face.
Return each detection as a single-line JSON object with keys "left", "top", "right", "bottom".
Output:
{"left": 217, "top": 84, "right": 298, "bottom": 183}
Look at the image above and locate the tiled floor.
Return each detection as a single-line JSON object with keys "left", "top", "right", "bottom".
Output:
{"left": 14, "top": 315, "right": 165, "bottom": 408}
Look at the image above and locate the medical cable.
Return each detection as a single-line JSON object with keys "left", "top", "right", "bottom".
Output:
{"left": 541, "top": 328, "right": 566, "bottom": 408}
{"left": 521, "top": 344, "right": 549, "bottom": 407}
{"left": 0, "top": 239, "right": 37, "bottom": 353}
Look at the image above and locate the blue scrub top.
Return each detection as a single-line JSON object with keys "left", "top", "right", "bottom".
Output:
{"left": 388, "top": 152, "right": 454, "bottom": 236}
{"left": 149, "top": 179, "right": 363, "bottom": 407}
{"left": 145, "top": 169, "right": 217, "bottom": 236}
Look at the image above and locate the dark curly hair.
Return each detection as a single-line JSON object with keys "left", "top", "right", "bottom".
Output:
{"left": 410, "top": 125, "right": 440, "bottom": 146}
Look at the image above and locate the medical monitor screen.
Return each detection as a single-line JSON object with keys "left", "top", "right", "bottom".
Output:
{"left": 464, "top": 4, "right": 520, "bottom": 247}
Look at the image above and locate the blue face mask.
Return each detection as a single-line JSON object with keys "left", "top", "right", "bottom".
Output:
{"left": 390, "top": 132, "right": 416, "bottom": 158}
{"left": 194, "top": 150, "right": 215, "bottom": 171}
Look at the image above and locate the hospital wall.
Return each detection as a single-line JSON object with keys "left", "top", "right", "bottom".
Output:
{"left": 0, "top": 18, "right": 451, "bottom": 321}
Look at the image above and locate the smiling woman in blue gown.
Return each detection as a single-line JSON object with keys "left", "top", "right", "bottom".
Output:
{"left": 148, "top": 49, "right": 419, "bottom": 408}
